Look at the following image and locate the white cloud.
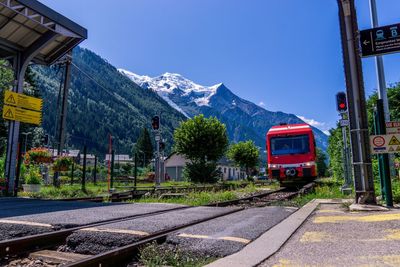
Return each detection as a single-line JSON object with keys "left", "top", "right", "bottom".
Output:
{"left": 297, "top": 116, "right": 325, "bottom": 127}
{"left": 259, "top": 101, "right": 265, "bottom": 107}
{"left": 323, "top": 130, "right": 331, "bottom": 136}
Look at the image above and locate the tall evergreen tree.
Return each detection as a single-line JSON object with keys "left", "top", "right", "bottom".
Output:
{"left": 134, "top": 127, "right": 153, "bottom": 167}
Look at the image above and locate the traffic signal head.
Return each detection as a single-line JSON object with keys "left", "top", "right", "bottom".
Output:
{"left": 336, "top": 92, "right": 347, "bottom": 113}
{"left": 151, "top": 116, "right": 160, "bottom": 130}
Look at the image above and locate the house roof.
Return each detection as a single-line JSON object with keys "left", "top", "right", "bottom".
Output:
{"left": 0, "top": 0, "right": 87, "bottom": 65}
{"left": 105, "top": 154, "right": 132, "bottom": 161}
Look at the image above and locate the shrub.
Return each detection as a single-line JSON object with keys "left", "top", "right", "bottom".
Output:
{"left": 24, "top": 165, "right": 42, "bottom": 184}
{"left": 183, "top": 161, "right": 220, "bottom": 184}
{"left": 53, "top": 156, "right": 73, "bottom": 171}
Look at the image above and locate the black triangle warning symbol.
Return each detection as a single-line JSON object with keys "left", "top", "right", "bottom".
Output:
{"left": 388, "top": 136, "right": 400, "bottom": 146}
{"left": 6, "top": 94, "right": 16, "bottom": 105}
{"left": 3, "top": 108, "right": 13, "bottom": 119}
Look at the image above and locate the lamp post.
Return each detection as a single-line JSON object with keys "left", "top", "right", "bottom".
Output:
{"left": 21, "top": 132, "right": 31, "bottom": 154}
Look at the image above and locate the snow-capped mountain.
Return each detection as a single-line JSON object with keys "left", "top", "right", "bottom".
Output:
{"left": 119, "top": 69, "right": 328, "bottom": 151}
{"left": 119, "top": 70, "right": 222, "bottom": 117}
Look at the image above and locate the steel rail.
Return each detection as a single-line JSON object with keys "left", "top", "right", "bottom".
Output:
{"left": 206, "top": 187, "right": 286, "bottom": 207}
{"left": 63, "top": 207, "right": 243, "bottom": 267}
{"left": 0, "top": 205, "right": 190, "bottom": 258}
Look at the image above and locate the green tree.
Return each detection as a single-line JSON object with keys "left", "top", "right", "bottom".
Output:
{"left": 134, "top": 127, "right": 153, "bottom": 167}
{"left": 174, "top": 115, "right": 228, "bottom": 183}
{"left": 327, "top": 125, "right": 344, "bottom": 181}
{"left": 227, "top": 140, "right": 259, "bottom": 176}
{"left": 0, "top": 60, "right": 13, "bottom": 153}
{"left": 316, "top": 148, "right": 328, "bottom": 177}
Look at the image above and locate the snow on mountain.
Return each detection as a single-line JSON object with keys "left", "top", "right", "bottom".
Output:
{"left": 119, "top": 68, "right": 329, "bottom": 152}
{"left": 119, "top": 69, "right": 219, "bottom": 113}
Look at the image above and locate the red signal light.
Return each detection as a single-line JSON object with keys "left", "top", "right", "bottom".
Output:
{"left": 336, "top": 92, "right": 347, "bottom": 112}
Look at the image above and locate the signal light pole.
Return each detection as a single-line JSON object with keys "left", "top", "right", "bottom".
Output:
{"left": 152, "top": 115, "right": 161, "bottom": 187}
{"left": 336, "top": 92, "right": 352, "bottom": 193}
{"left": 337, "top": 0, "right": 376, "bottom": 204}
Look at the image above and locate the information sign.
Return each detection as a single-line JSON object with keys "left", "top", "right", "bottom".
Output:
{"left": 370, "top": 134, "right": 400, "bottom": 154}
{"left": 360, "top": 23, "right": 400, "bottom": 57}
{"left": 4, "top": 91, "right": 42, "bottom": 111}
{"left": 2, "top": 105, "right": 42, "bottom": 125}
{"left": 386, "top": 121, "right": 400, "bottom": 134}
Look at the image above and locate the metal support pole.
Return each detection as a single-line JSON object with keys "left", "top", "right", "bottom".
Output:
{"left": 369, "top": 0, "right": 396, "bottom": 177}
{"left": 111, "top": 149, "right": 115, "bottom": 189}
{"left": 4, "top": 31, "right": 57, "bottom": 195}
{"left": 375, "top": 99, "right": 393, "bottom": 206}
{"left": 155, "top": 134, "right": 160, "bottom": 187}
{"left": 337, "top": 0, "right": 376, "bottom": 204}
{"left": 57, "top": 52, "right": 72, "bottom": 155}
{"left": 93, "top": 155, "right": 97, "bottom": 185}
{"left": 134, "top": 153, "right": 137, "bottom": 190}
{"left": 70, "top": 162, "right": 74, "bottom": 185}
{"left": 82, "top": 145, "right": 87, "bottom": 191}
{"left": 341, "top": 116, "right": 352, "bottom": 193}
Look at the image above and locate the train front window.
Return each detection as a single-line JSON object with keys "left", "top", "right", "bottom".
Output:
{"left": 270, "top": 135, "right": 310, "bottom": 155}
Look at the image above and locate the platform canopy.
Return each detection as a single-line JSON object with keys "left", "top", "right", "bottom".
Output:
{"left": 0, "top": 0, "right": 87, "bottom": 65}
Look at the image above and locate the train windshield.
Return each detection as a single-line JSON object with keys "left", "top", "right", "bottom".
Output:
{"left": 270, "top": 134, "right": 310, "bottom": 156}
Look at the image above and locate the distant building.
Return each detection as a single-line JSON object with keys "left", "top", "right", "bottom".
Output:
{"left": 105, "top": 154, "right": 133, "bottom": 165}
{"left": 164, "top": 153, "right": 245, "bottom": 181}
{"left": 80, "top": 154, "right": 96, "bottom": 166}
{"left": 49, "top": 149, "right": 80, "bottom": 163}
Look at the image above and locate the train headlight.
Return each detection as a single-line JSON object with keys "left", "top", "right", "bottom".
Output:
{"left": 304, "top": 162, "right": 314, "bottom": 167}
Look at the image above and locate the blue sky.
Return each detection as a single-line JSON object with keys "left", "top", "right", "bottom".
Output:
{"left": 40, "top": 0, "right": 400, "bottom": 134}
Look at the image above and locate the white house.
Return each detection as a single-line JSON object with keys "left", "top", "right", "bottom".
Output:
{"left": 105, "top": 154, "right": 133, "bottom": 165}
{"left": 80, "top": 154, "right": 96, "bottom": 166}
{"left": 164, "top": 153, "right": 245, "bottom": 181}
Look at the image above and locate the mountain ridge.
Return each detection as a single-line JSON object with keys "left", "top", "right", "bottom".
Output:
{"left": 119, "top": 69, "right": 329, "bottom": 152}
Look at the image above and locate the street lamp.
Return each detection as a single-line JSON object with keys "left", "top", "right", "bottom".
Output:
{"left": 21, "top": 132, "right": 31, "bottom": 154}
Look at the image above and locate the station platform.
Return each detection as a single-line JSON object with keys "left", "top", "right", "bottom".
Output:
{"left": 207, "top": 199, "right": 400, "bottom": 267}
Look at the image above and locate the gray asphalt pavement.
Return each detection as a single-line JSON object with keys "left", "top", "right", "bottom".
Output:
{"left": 66, "top": 206, "right": 239, "bottom": 254}
{"left": 168, "top": 206, "right": 297, "bottom": 258}
{"left": 0, "top": 199, "right": 186, "bottom": 241}
{"left": 261, "top": 203, "right": 400, "bottom": 267}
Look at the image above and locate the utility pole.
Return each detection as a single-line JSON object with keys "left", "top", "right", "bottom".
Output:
{"left": 58, "top": 52, "right": 72, "bottom": 155}
{"left": 93, "top": 155, "right": 97, "bottom": 185}
{"left": 369, "top": 0, "right": 396, "bottom": 177}
{"left": 82, "top": 145, "right": 87, "bottom": 192}
{"left": 337, "top": 0, "right": 376, "bottom": 204}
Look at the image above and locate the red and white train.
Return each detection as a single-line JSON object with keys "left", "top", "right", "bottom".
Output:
{"left": 266, "top": 123, "right": 317, "bottom": 186}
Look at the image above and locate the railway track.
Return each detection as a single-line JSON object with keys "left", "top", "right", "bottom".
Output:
{"left": 2, "top": 183, "right": 315, "bottom": 267}
{"left": 56, "top": 183, "right": 250, "bottom": 203}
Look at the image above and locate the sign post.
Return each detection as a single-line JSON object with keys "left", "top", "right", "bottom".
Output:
{"left": 2, "top": 91, "right": 42, "bottom": 125}
{"left": 360, "top": 23, "right": 400, "bottom": 57}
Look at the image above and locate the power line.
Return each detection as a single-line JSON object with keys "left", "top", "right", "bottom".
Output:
{"left": 70, "top": 62, "right": 135, "bottom": 111}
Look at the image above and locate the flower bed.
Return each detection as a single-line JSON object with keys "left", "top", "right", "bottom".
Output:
{"left": 53, "top": 156, "right": 73, "bottom": 171}
{"left": 25, "top": 148, "right": 52, "bottom": 164}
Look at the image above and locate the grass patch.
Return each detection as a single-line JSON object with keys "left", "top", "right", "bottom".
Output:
{"left": 375, "top": 178, "right": 400, "bottom": 204}
{"left": 130, "top": 183, "right": 271, "bottom": 206}
{"left": 139, "top": 242, "right": 216, "bottom": 267}
{"left": 19, "top": 183, "right": 108, "bottom": 199}
{"left": 276, "top": 180, "right": 354, "bottom": 207}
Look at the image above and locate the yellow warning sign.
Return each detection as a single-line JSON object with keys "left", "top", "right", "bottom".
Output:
{"left": 388, "top": 135, "right": 400, "bottom": 146}
{"left": 4, "top": 91, "right": 42, "bottom": 112}
{"left": 2, "top": 105, "right": 41, "bottom": 125}
{"left": 389, "top": 146, "right": 395, "bottom": 152}
{"left": 397, "top": 146, "right": 400, "bottom": 152}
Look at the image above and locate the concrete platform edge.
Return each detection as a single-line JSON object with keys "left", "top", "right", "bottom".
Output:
{"left": 205, "top": 199, "right": 331, "bottom": 267}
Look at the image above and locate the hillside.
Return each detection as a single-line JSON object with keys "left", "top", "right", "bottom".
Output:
{"left": 32, "top": 47, "right": 186, "bottom": 155}
{"left": 120, "top": 71, "right": 329, "bottom": 152}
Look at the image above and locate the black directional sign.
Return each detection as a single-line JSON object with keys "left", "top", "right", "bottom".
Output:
{"left": 360, "top": 23, "right": 400, "bottom": 57}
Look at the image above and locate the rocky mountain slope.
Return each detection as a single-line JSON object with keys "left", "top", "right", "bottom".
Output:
{"left": 120, "top": 70, "right": 329, "bottom": 151}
